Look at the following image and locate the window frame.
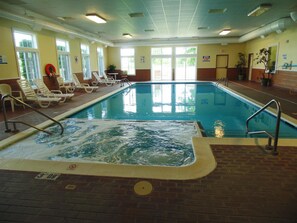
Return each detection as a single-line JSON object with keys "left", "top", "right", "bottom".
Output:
{"left": 120, "top": 48, "right": 135, "bottom": 75}
{"left": 97, "top": 47, "right": 105, "bottom": 76}
{"left": 56, "top": 38, "right": 72, "bottom": 82}
{"left": 81, "top": 43, "right": 91, "bottom": 80}
{"left": 175, "top": 46, "right": 197, "bottom": 80}
{"left": 151, "top": 47, "right": 173, "bottom": 81}
{"left": 13, "top": 29, "right": 41, "bottom": 85}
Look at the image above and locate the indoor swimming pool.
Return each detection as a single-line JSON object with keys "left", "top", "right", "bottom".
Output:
{"left": 73, "top": 82, "right": 297, "bottom": 138}
{"left": 1, "top": 82, "right": 296, "bottom": 179}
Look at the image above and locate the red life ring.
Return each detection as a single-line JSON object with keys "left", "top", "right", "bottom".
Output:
{"left": 45, "top": 64, "right": 56, "bottom": 77}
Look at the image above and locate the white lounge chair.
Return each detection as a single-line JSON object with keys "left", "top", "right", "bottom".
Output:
{"left": 72, "top": 73, "right": 98, "bottom": 93}
{"left": 17, "top": 79, "right": 61, "bottom": 108}
{"left": 34, "top": 79, "right": 74, "bottom": 103}
{"left": 103, "top": 72, "right": 121, "bottom": 84}
{"left": 57, "top": 77, "right": 76, "bottom": 93}
{"left": 92, "top": 71, "right": 119, "bottom": 86}
{"left": 0, "top": 83, "right": 24, "bottom": 112}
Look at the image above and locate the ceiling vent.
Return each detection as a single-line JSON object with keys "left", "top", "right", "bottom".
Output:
{"left": 208, "top": 8, "right": 227, "bottom": 14}
{"left": 197, "top": 26, "right": 209, "bottom": 30}
{"left": 129, "top": 12, "right": 144, "bottom": 18}
{"left": 239, "top": 17, "right": 293, "bottom": 42}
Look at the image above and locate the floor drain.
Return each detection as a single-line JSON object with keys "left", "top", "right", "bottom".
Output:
{"left": 134, "top": 181, "right": 153, "bottom": 196}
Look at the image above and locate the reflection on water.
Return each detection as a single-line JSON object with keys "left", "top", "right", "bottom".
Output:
{"left": 72, "top": 83, "right": 297, "bottom": 138}
{"left": 213, "top": 120, "right": 225, "bottom": 138}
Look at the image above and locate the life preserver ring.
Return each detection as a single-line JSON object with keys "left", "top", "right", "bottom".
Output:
{"left": 45, "top": 64, "right": 56, "bottom": 77}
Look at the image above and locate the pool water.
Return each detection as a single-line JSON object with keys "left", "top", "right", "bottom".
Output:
{"left": 0, "top": 119, "right": 196, "bottom": 166}
{"left": 72, "top": 83, "right": 297, "bottom": 138}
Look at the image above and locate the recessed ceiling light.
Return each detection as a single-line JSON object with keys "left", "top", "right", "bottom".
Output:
{"left": 123, "top": 33, "right": 132, "bottom": 38}
{"left": 219, "top": 29, "right": 231, "bottom": 36}
{"left": 85, "top": 13, "right": 106, "bottom": 24}
{"left": 129, "top": 12, "right": 144, "bottom": 18}
{"left": 247, "top": 3, "right": 272, "bottom": 16}
{"left": 208, "top": 8, "right": 227, "bottom": 14}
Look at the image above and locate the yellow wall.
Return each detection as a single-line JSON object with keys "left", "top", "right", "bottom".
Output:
{"left": 1, "top": 15, "right": 296, "bottom": 81}
{"left": 0, "top": 17, "right": 108, "bottom": 80}
{"left": 107, "top": 43, "right": 246, "bottom": 70}
{"left": 246, "top": 25, "right": 297, "bottom": 71}
{"left": 198, "top": 43, "right": 246, "bottom": 68}
{"left": 0, "top": 18, "right": 23, "bottom": 79}
{"left": 38, "top": 30, "right": 58, "bottom": 76}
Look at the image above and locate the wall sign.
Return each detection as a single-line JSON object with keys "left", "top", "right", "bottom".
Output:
{"left": 0, "top": 55, "right": 7, "bottom": 64}
{"left": 140, "top": 56, "right": 145, "bottom": 63}
{"left": 202, "top": 56, "right": 210, "bottom": 62}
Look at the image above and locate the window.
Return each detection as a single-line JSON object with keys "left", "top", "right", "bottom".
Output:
{"left": 175, "top": 47, "right": 197, "bottom": 80}
{"left": 121, "top": 48, "right": 135, "bottom": 75}
{"left": 97, "top": 47, "right": 105, "bottom": 76}
{"left": 56, "top": 39, "right": 72, "bottom": 81}
{"left": 81, "top": 44, "right": 91, "bottom": 79}
{"left": 151, "top": 47, "right": 172, "bottom": 81}
{"left": 13, "top": 30, "right": 41, "bottom": 85}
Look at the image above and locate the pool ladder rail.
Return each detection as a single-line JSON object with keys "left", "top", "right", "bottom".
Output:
{"left": 246, "top": 99, "right": 281, "bottom": 155}
{"left": 1, "top": 94, "right": 64, "bottom": 135}
{"left": 120, "top": 78, "right": 132, "bottom": 87}
{"left": 215, "top": 78, "right": 228, "bottom": 87}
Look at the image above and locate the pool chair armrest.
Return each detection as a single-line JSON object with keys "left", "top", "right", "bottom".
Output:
{"left": 50, "top": 90, "right": 63, "bottom": 94}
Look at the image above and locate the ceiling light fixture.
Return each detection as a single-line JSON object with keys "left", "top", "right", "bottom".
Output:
{"left": 123, "top": 33, "right": 132, "bottom": 38}
{"left": 219, "top": 29, "right": 231, "bottom": 36}
{"left": 247, "top": 3, "right": 272, "bottom": 17}
{"left": 85, "top": 13, "right": 106, "bottom": 23}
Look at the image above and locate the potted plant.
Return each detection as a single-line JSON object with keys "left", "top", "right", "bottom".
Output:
{"left": 107, "top": 64, "right": 116, "bottom": 73}
{"left": 235, "top": 53, "right": 246, "bottom": 80}
{"left": 254, "top": 48, "right": 273, "bottom": 86}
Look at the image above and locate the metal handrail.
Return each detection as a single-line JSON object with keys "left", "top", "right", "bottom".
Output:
{"left": 120, "top": 78, "right": 132, "bottom": 87}
{"left": 1, "top": 94, "right": 64, "bottom": 135}
{"left": 246, "top": 99, "right": 281, "bottom": 155}
{"left": 216, "top": 78, "right": 228, "bottom": 86}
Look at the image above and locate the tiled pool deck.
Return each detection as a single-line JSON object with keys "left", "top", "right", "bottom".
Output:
{"left": 0, "top": 81, "right": 296, "bottom": 222}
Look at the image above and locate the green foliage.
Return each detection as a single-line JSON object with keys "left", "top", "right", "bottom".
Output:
{"left": 254, "top": 48, "right": 273, "bottom": 79}
{"left": 235, "top": 53, "right": 246, "bottom": 76}
{"left": 108, "top": 64, "right": 116, "bottom": 71}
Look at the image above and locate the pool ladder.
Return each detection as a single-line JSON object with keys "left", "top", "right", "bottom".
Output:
{"left": 1, "top": 94, "right": 64, "bottom": 135}
{"left": 120, "top": 78, "right": 132, "bottom": 87}
{"left": 246, "top": 99, "right": 281, "bottom": 155}
{"left": 216, "top": 78, "right": 228, "bottom": 86}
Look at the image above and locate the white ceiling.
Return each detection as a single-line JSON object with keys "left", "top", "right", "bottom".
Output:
{"left": 0, "top": 0, "right": 297, "bottom": 46}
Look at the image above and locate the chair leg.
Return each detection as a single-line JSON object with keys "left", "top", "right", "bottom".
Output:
{"left": 10, "top": 99, "right": 15, "bottom": 112}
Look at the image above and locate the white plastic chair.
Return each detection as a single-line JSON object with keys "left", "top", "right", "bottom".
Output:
{"left": 56, "top": 77, "right": 76, "bottom": 93}
{"left": 17, "top": 79, "right": 61, "bottom": 108}
{"left": 72, "top": 73, "right": 98, "bottom": 93}
{"left": 34, "top": 79, "right": 74, "bottom": 102}
{"left": 92, "top": 71, "right": 119, "bottom": 86}
{"left": 0, "top": 83, "right": 24, "bottom": 112}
